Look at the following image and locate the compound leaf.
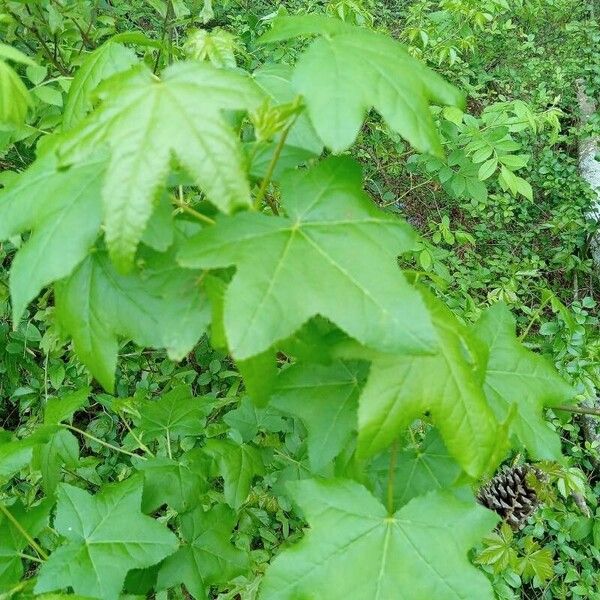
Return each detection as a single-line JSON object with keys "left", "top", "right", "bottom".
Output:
{"left": 179, "top": 156, "right": 436, "bottom": 360}
{"left": 59, "top": 62, "right": 264, "bottom": 271}
{"left": 35, "top": 478, "right": 178, "bottom": 600}
{"left": 473, "top": 303, "right": 574, "bottom": 460}
{"left": 260, "top": 478, "right": 497, "bottom": 599}
{"left": 260, "top": 15, "right": 464, "bottom": 155}
{"left": 157, "top": 503, "right": 248, "bottom": 599}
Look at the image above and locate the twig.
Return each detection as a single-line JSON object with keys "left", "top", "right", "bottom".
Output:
{"left": 11, "top": 7, "right": 71, "bottom": 75}
{"left": 554, "top": 404, "right": 600, "bottom": 417}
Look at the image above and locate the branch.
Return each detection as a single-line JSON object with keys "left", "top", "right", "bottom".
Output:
{"left": 554, "top": 404, "right": 600, "bottom": 417}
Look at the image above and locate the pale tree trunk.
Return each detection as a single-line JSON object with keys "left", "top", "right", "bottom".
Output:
{"left": 575, "top": 78, "right": 600, "bottom": 469}
{"left": 576, "top": 79, "right": 600, "bottom": 263}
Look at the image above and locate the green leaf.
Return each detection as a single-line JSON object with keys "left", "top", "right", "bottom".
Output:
{"left": 260, "top": 479, "right": 497, "bottom": 599}
{"left": 44, "top": 388, "right": 90, "bottom": 425}
{"left": 33, "top": 429, "right": 79, "bottom": 496}
{"left": 184, "top": 29, "right": 237, "bottom": 68}
{"left": 0, "top": 500, "right": 52, "bottom": 588}
{"left": 260, "top": 16, "right": 464, "bottom": 155}
{"left": 33, "top": 85, "right": 63, "bottom": 107}
{"left": 0, "top": 429, "right": 56, "bottom": 481}
{"left": 498, "top": 153, "right": 529, "bottom": 170}
{"left": 63, "top": 41, "right": 138, "bottom": 130}
{"left": 157, "top": 503, "right": 248, "bottom": 599}
{"left": 136, "top": 453, "right": 209, "bottom": 513}
{"left": 515, "top": 175, "right": 533, "bottom": 201}
{"left": 355, "top": 292, "right": 502, "bottom": 478}
{"left": 0, "top": 150, "right": 104, "bottom": 323}
{"left": 471, "top": 146, "right": 493, "bottom": 164}
{"left": 59, "top": 62, "right": 264, "bottom": 271}
{"left": 476, "top": 523, "right": 518, "bottom": 572}
{"left": 179, "top": 156, "right": 436, "bottom": 360}
{"left": 55, "top": 251, "right": 210, "bottom": 392}
{"left": 518, "top": 537, "right": 554, "bottom": 583}
{"left": 236, "top": 350, "right": 278, "bottom": 407}
{"left": 35, "top": 478, "right": 178, "bottom": 600}
{"left": 0, "top": 59, "right": 32, "bottom": 128}
{"left": 140, "top": 194, "right": 175, "bottom": 252}
{"left": 0, "top": 43, "right": 37, "bottom": 66}
{"left": 204, "top": 439, "right": 264, "bottom": 509}
{"left": 472, "top": 303, "right": 573, "bottom": 460}
{"left": 223, "top": 396, "right": 285, "bottom": 442}
{"left": 250, "top": 63, "right": 323, "bottom": 179}
{"left": 26, "top": 64, "right": 47, "bottom": 85}
{"left": 478, "top": 157, "right": 498, "bottom": 181}
{"left": 367, "top": 429, "right": 462, "bottom": 507}
{"left": 499, "top": 165, "right": 519, "bottom": 195}
{"left": 271, "top": 360, "right": 367, "bottom": 470}
{"left": 136, "top": 386, "right": 211, "bottom": 443}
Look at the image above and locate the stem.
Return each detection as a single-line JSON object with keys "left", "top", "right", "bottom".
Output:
{"left": 120, "top": 417, "right": 155, "bottom": 457}
{"left": 62, "top": 424, "right": 147, "bottom": 460}
{"left": 153, "top": 0, "right": 173, "bottom": 73}
{"left": 0, "top": 503, "right": 48, "bottom": 560}
{"left": 172, "top": 198, "right": 216, "bottom": 225}
{"left": 8, "top": 8, "right": 70, "bottom": 76}
{"left": 166, "top": 434, "right": 173, "bottom": 460}
{"left": 519, "top": 295, "right": 552, "bottom": 341}
{"left": 254, "top": 120, "right": 296, "bottom": 214}
{"left": 386, "top": 439, "right": 399, "bottom": 516}
{"left": 17, "top": 551, "right": 44, "bottom": 564}
{"left": 555, "top": 404, "right": 600, "bottom": 417}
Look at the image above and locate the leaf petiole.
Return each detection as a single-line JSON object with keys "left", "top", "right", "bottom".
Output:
{"left": 0, "top": 503, "right": 49, "bottom": 561}
{"left": 62, "top": 423, "right": 147, "bottom": 460}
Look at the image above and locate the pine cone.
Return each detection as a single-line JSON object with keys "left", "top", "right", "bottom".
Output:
{"left": 477, "top": 464, "right": 542, "bottom": 529}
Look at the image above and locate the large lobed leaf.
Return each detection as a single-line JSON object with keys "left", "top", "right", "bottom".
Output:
{"left": 35, "top": 478, "right": 178, "bottom": 600}
{"left": 135, "top": 385, "right": 212, "bottom": 443}
{"left": 0, "top": 149, "right": 105, "bottom": 323}
{"left": 356, "top": 292, "right": 502, "bottom": 478}
{"left": 59, "top": 62, "right": 264, "bottom": 272}
{"left": 157, "top": 503, "right": 248, "bottom": 599}
{"left": 260, "top": 15, "right": 464, "bottom": 156}
{"left": 62, "top": 40, "right": 138, "bottom": 129}
{"left": 260, "top": 478, "right": 497, "bottom": 599}
{"left": 179, "top": 156, "right": 437, "bottom": 359}
{"left": 271, "top": 360, "right": 367, "bottom": 470}
{"left": 55, "top": 251, "right": 210, "bottom": 392}
{"left": 473, "top": 303, "right": 574, "bottom": 460}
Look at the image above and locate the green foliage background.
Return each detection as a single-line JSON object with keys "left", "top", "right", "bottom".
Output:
{"left": 0, "top": 0, "right": 599, "bottom": 599}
